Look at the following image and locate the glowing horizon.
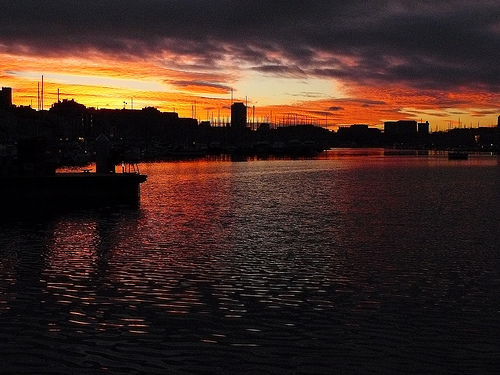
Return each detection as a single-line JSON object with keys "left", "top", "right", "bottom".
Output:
{"left": 4, "top": 62, "right": 500, "bottom": 131}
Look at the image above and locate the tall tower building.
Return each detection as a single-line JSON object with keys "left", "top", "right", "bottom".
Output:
{"left": 231, "top": 102, "right": 247, "bottom": 131}
{"left": 0, "top": 87, "right": 13, "bottom": 109}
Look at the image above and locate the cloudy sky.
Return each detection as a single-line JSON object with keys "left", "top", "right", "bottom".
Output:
{"left": 1, "top": 0, "right": 499, "bottom": 129}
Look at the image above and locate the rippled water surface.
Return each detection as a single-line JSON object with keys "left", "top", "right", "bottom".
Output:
{"left": 1, "top": 150, "right": 499, "bottom": 374}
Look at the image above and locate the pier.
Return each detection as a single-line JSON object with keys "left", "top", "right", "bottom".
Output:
{"left": 0, "top": 136, "right": 147, "bottom": 214}
{"left": 1, "top": 172, "right": 147, "bottom": 213}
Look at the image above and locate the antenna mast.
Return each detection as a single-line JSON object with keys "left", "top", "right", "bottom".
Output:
{"left": 41, "top": 75, "right": 44, "bottom": 110}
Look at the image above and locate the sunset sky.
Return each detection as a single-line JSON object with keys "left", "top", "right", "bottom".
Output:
{"left": 1, "top": 0, "right": 500, "bottom": 130}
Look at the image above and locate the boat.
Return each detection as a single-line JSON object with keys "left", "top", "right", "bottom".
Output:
{"left": 384, "top": 149, "right": 429, "bottom": 156}
{"left": 448, "top": 150, "right": 469, "bottom": 160}
{"left": 166, "top": 143, "right": 207, "bottom": 158}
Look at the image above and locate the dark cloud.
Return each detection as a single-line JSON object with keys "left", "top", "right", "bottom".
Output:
{"left": 471, "top": 109, "right": 500, "bottom": 116}
{"left": 1, "top": 0, "right": 500, "bottom": 90}
{"left": 346, "top": 98, "right": 388, "bottom": 107}
{"left": 251, "top": 65, "right": 306, "bottom": 77}
{"left": 168, "top": 80, "right": 232, "bottom": 93}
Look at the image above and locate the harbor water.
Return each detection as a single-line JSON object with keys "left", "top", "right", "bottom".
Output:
{"left": 1, "top": 150, "right": 499, "bottom": 374}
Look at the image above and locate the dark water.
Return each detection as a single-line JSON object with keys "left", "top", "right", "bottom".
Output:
{"left": 1, "top": 150, "right": 499, "bottom": 374}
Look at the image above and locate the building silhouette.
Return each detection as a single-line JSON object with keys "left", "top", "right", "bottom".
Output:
{"left": 337, "top": 124, "right": 382, "bottom": 146}
{"left": 384, "top": 120, "right": 418, "bottom": 145}
{"left": 230, "top": 102, "right": 247, "bottom": 131}
{"left": 2, "top": 85, "right": 500, "bottom": 159}
{"left": 417, "top": 121, "right": 429, "bottom": 134}
{"left": 0, "top": 87, "right": 12, "bottom": 109}
{"left": 230, "top": 102, "right": 247, "bottom": 145}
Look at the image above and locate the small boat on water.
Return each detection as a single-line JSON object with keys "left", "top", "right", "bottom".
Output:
{"left": 384, "top": 149, "right": 429, "bottom": 156}
{"left": 166, "top": 144, "right": 207, "bottom": 158}
{"left": 448, "top": 150, "right": 469, "bottom": 160}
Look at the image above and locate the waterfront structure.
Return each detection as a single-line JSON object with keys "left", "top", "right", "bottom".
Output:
{"left": 1, "top": 172, "right": 147, "bottom": 212}
{"left": 0, "top": 137, "right": 147, "bottom": 212}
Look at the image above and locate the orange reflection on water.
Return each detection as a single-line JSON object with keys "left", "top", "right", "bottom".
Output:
{"left": 42, "top": 215, "right": 154, "bottom": 333}
{"left": 42, "top": 218, "right": 100, "bottom": 331}
{"left": 44, "top": 219, "right": 99, "bottom": 284}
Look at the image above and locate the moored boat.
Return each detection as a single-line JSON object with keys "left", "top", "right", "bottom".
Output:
{"left": 448, "top": 150, "right": 469, "bottom": 160}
